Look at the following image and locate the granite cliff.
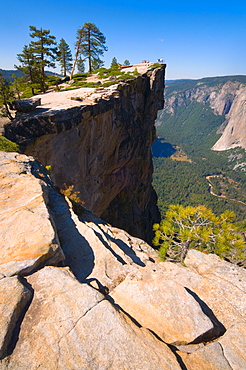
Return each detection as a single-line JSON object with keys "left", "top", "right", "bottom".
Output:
{"left": 4, "top": 65, "right": 165, "bottom": 243}
{"left": 0, "top": 151, "right": 246, "bottom": 369}
{"left": 158, "top": 76, "right": 246, "bottom": 151}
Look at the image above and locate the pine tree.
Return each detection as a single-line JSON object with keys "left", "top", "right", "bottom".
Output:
{"left": 29, "top": 26, "right": 57, "bottom": 92}
{"left": 0, "top": 72, "right": 14, "bottom": 120}
{"left": 91, "top": 57, "right": 104, "bottom": 71}
{"left": 153, "top": 204, "right": 245, "bottom": 264}
{"left": 57, "top": 38, "right": 72, "bottom": 77}
{"left": 10, "top": 74, "right": 25, "bottom": 99}
{"left": 123, "top": 59, "right": 130, "bottom": 66}
{"left": 111, "top": 57, "right": 118, "bottom": 67}
{"left": 76, "top": 58, "right": 85, "bottom": 73}
{"left": 15, "top": 45, "right": 39, "bottom": 95}
{"left": 71, "top": 22, "right": 107, "bottom": 77}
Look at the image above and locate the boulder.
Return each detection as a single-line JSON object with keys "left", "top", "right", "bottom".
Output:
{"left": 110, "top": 267, "right": 221, "bottom": 345}
{"left": 8, "top": 98, "right": 41, "bottom": 113}
{"left": 152, "top": 250, "right": 246, "bottom": 330}
{"left": 0, "top": 152, "right": 64, "bottom": 276}
{"left": 0, "top": 266, "right": 180, "bottom": 370}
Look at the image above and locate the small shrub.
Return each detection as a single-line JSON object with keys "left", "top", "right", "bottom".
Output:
{"left": 45, "top": 165, "right": 52, "bottom": 174}
{"left": 46, "top": 76, "right": 62, "bottom": 86}
{"left": 132, "top": 68, "right": 141, "bottom": 76}
{"left": 119, "top": 73, "right": 134, "bottom": 81}
{"left": 60, "top": 184, "right": 85, "bottom": 216}
{"left": 73, "top": 76, "right": 87, "bottom": 81}
{"left": 148, "top": 63, "right": 162, "bottom": 69}
{"left": 102, "top": 81, "right": 118, "bottom": 87}
{"left": 0, "top": 136, "right": 19, "bottom": 152}
{"left": 73, "top": 72, "right": 90, "bottom": 79}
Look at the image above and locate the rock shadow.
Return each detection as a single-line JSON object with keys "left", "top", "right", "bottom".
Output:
{"left": 2, "top": 277, "right": 34, "bottom": 360}
{"left": 39, "top": 182, "right": 95, "bottom": 283}
{"left": 185, "top": 287, "right": 226, "bottom": 343}
{"left": 80, "top": 210, "right": 146, "bottom": 267}
{"left": 96, "top": 224, "right": 146, "bottom": 267}
{"left": 93, "top": 230, "right": 127, "bottom": 265}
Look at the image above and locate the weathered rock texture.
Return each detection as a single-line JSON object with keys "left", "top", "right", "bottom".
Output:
{"left": 4, "top": 66, "right": 165, "bottom": 243}
{"left": 212, "top": 84, "right": 246, "bottom": 150}
{"left": 0, "top": 151, "right": 64, "bottom": 277}
{"left": 1, "top": 152, "right": 246, "bottom": 369}
{"left": 8, "top": 97, "right": 41, "bottom": 113}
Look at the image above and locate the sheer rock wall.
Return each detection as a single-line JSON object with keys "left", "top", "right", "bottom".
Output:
{"left": 5, "top": 66, "right": 165, "bottom": 243}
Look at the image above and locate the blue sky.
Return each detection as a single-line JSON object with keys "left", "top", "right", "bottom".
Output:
{"left": 0, "top": 0, "right": 245, "bottom": 79}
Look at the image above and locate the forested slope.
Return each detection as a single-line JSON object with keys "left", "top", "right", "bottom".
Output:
{"left": 153, "top": 76, "right": 246, "bottom": 220}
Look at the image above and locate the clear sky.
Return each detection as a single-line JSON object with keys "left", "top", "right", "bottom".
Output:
{"left": 0, "top": 0, "right": 245, "bottom": 80}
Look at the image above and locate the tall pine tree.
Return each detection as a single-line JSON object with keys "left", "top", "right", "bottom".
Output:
{"left": 15, "top": 45, "right": 39, "bottom": 95}
{"left": 111, "top": 57, "right": 118, "bottom": 67}
{"left": 0, "top": 72, "right": 14, "bottom": 120}
{"left": 76, "top": 58, "right": 85, "bottom": 73}
{"left": 29, "top": 26, "right": 57, "bottom": 92}
{"left": 57, "top": 38, "right": 72, "bottom": 77}
{"left": 71, "top": 22, "right": 107, "bottom": 77}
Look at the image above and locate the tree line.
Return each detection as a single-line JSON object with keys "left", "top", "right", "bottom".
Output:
{"left": 15, "top": 23, "right": 108, "bottom": 93}
{"left": 0, "top": 23, "right": 132, "bottom": 119}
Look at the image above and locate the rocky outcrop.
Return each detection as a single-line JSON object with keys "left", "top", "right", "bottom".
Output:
{"left": 0, "top": 152, "right": 246, "bottom": 369}
{"left": 212, "top": 84, "right": 246, "bottom": 150}
{"left": 0, "top": 152, "right": 64, "bottom": 277}
{"left": 8, "top": 97, "right": 41, "bottom": 113}
{"left": 158, "top": 78, "right": 246, "bottom": 151}
{"left": 162, "top": 80, "right": 240, "bottom": 117}
{"left": 4, "top": 66, "right": 165, "bottom": 243}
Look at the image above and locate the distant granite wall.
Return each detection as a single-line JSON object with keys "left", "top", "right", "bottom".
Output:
{"left": 5, "top": 66, "right": 165, "bottom": 243}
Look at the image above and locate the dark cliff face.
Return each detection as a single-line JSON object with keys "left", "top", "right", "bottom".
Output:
{"left": 5, "top": 66, "right": 165, "bottom": 243}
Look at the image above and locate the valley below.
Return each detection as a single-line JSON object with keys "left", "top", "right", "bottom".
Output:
{"left": 153, "top": 76, "right": 246, "bottom": 221}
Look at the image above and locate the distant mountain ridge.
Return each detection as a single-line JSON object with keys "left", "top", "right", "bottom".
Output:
{"left": 153, "top": 75, "right": 246, "bottom": 222}
{"left": 158, "top": 75, "right": 246, "bottom": 151}
{"left": 0, "top": 68, "right": 58, "bottom": 82}
{"left": 0, "top": 69, "right": 24, "bottom": 81}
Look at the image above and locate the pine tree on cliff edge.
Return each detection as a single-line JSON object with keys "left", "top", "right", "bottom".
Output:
{"left": 29, "top": 26, "right": 57, "bottom": 92}
{"left": 70, "top": 22, "right": 107, "bottom": 78}
{"left": 57, "top": 38, "right": 72, "bottom": 77}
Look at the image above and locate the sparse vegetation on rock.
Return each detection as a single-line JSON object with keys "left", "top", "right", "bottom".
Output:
{"left": 153, "top": 204, "right": 246, "bottom": 265}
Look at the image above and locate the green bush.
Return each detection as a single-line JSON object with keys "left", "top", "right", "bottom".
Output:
{"left": 73, "top": 73, "right": 90, "bottom": 79}
{"left": 102, "top": 81, "right": 118, "bottom": 87}
{"left": 46, "top": 76, "right": 62, "bottom": 86}
{"left": 153, "top": 204, "right": 246, "bottom": 265}
{"left": 148, "top": 63, "right": 162, "bottom": 69}
{"left": 0, "top": 136, "right": 19, "bottom": 152}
